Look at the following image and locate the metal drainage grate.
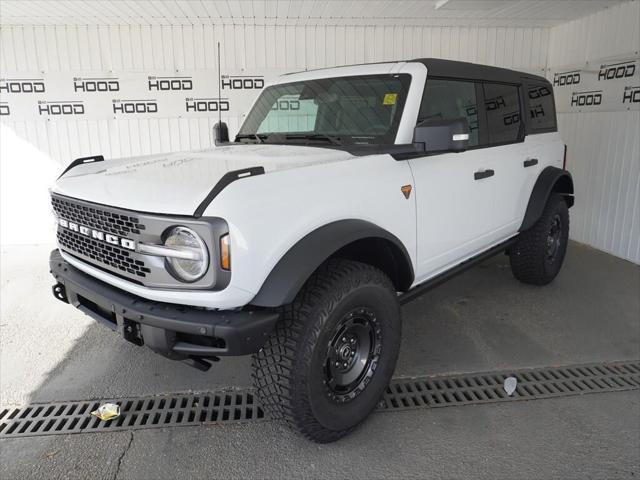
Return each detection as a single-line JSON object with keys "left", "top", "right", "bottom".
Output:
{"left": 1, "top": 361, "right": 637, "bottom": 438}
{"left": 380, "top": 360, "right": 640, "bottom": 411}
{"left": 0, "top": 390, "right": 263, "bottom": 438}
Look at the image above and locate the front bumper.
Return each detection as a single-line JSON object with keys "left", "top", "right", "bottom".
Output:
{"left": 50, "top": 249, "right": 279, "bottom": 358}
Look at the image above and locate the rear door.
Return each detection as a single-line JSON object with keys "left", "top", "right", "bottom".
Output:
{"left": 409, "top": 78, "right": 501, "bottom": 281}
{"left": 521, "top": 82, "right": 563, "bottom": 215}
{"left": 480, "top": 82, "right": 529, "bottom": 236}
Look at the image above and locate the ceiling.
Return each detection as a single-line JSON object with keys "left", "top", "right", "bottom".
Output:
{"left": 0, "top": 0, "right": 628, "bottom": 27}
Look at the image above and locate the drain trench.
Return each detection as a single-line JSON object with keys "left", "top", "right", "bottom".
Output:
{"left": 1, "top": 360, "right": 637, "bottom": 438}
{"left": 0, "top": 389, "right": 264, "bottom": 438}
{"left": 380, "top": 360, "right": 639, "bottom": 411}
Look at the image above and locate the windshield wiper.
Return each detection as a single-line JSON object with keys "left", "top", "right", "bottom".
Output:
{"left": 235, "top": 133, "right": 267, "bottom": 143}
{"left": 285, "top": 133, "right": 343, "bottom": 146}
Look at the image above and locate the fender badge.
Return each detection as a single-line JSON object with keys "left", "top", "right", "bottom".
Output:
{"left": 401, "top": 185, "right": 412, "bottom": 199}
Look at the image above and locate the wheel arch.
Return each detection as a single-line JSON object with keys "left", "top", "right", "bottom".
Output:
{"left": 250, "top": 219, "right": 415, "bottom": 308}
{"left": 520, "top": 166, "right": 574, "bottom": 232}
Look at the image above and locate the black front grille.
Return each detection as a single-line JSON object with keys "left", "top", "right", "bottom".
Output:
{"left": 52, "top": 196, "right": 151, "bottom": 280}
{"left": 52, "top": 196, "right": 146, "bottom": 237}
{"left": 57, "top": 229, "right": 151, "bottom": 278}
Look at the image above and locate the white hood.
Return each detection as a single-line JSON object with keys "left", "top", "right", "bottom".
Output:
{"left": 52, "top": 144, "right": 354, "bottom": 215}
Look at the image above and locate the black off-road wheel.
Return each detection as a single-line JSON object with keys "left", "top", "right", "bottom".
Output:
{"left": 510, "top": 194, "right": 570, "bottom": 285}
{"left": 251, "top": 259, "right": 401, "bottom": 443}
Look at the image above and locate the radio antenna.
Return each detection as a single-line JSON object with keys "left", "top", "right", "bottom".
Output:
{"left": 217, "top": 42, "right": 222, "bottom": 131}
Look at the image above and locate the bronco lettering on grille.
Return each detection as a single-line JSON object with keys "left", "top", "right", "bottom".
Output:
{"left": 58, "top": 218, "right": 136, "bottom": 250}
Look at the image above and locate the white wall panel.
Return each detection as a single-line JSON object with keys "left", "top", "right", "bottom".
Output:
{"left": 548, "top": 0, "right": 640, "bottom": 67}
{"left": 558, "top": 111, "right": 640, "bottom": 262}
{"left": 548, "top": 1, "right": 640, "bottom": 263}
{"left": 0, "top": 22, "right": 550, "bottom": 73}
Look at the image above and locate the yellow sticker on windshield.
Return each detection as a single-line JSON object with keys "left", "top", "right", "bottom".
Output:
{"left": 383, "top": 93, "right": 397, "bottom": 105}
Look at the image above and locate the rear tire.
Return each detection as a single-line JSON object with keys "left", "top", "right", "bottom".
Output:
{"left": 510, "top": 194, "right": 569, "bottom": 285}
{"left": 251, "top": 259, "right": 401, "bottom": 443}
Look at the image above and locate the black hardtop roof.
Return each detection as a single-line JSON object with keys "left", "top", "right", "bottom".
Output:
{"left": 411, "top": 58, "right": 550, "bottom": 85}
{"left": 280, "top": 58, "right": 550, "bottom": 86}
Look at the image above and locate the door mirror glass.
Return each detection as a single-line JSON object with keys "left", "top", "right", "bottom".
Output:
{"left": 413, "top": 117, "right": 470, "bottom": 153}
{"left": 214, "top": 122, "right": 229, "bottom": 145}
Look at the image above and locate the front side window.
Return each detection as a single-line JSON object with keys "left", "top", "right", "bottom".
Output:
{"left": 418, "top": 78, "right": 481, "bottom": 147}
{"left": 483, "top": 83, "right": 522, "bottom": 144}
{"left": 237, "top": 74, "right": 411, "bottom": 146}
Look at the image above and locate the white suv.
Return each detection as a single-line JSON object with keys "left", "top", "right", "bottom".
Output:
{"left": 50, "top": 58, "right": 574, "bottom": 442}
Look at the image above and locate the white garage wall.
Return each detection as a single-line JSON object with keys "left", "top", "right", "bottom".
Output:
{"left": 0, "top": 23, "right": 550, "bottom": 161}
{"left": 548, "top": 0, "right": 640, "bottom": 263}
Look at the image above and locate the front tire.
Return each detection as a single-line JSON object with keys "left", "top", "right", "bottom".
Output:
{"left": 510, "top": 194, "right": 570, "bottom": 285}
{"left": 251, "top": 259, "right": 401, "bottom": 443}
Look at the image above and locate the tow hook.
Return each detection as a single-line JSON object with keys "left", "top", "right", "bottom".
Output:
{"left": 52, "top": 283, "right": 69, "bottom": 304}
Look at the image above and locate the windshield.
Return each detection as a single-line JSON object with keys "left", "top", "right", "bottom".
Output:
{"left": 237, "top": 74, "right": 411, "bottom": 146}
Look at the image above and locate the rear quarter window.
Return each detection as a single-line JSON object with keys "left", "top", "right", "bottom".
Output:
{"left": 526, "top": 83, "right": 557, "bottom": 133}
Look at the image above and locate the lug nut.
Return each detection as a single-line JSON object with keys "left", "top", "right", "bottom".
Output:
{"left": 343, "top": 362, "right": 347, "bottom": 368}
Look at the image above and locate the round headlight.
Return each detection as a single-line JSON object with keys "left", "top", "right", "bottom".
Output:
{"left": 164, "top": 226, "right": 209, "bottom": 282}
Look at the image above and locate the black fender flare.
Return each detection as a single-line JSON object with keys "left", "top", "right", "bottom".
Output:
{"left": 250, "top": 219, "right": 414, "bottom": 307}
{"left": 520, "top": 166, "right": 574, "bottom": 231}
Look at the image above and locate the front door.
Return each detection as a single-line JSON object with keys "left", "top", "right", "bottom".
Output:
{"left": 409, "top": 77, "right": 500, "bottom": 282}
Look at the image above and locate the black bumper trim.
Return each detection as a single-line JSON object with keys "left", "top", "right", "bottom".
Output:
{"left": 49, "top": 249, "right": 279, "bottom": 357}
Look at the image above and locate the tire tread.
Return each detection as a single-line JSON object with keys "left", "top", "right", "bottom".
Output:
{"left": 510, "top": 194, "right": 569, "bottom": 285}
{"left": 251, "top": 258, "right": 397, "bottom": 443}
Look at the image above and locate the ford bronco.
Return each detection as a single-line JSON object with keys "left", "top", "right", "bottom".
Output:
{"left": 50, "top": 58, "right": 573, "bottom": 442}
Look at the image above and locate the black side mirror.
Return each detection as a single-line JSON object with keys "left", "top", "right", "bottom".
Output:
{"left": 413, "top": 117, "right": 470, "bottom": 153}
{"left": 214, "top": 122, "right": 229, "bottom": 145}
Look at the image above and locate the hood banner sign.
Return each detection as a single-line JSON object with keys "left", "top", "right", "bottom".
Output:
{"left": 0, "top": 69, "right": 284, "bottom": 121}
{"left": 552, "top": 56, "right": 640, "bottom": 113}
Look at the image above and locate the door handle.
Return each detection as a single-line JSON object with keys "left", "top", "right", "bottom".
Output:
{"left": 523, "top": 158, "right": 539, "bottom": 167}
{"left": 474, "top": 169, "right": 495, "bottom": 180}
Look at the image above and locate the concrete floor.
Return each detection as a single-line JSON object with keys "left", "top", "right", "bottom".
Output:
{"left": 1, "top": 241, "right": 639, "bottom": 479}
